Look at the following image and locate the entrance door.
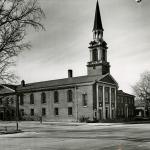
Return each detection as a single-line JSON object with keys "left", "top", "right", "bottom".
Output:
{"left": 99, "top": 109, "right": 102, "bottom": 120}
{"left": 106, "top": 107, "right": 109, "bottom": 119}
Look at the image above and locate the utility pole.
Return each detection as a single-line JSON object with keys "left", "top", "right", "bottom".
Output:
{"left": 16, "top": 94, "right": 19, "bottom": 131}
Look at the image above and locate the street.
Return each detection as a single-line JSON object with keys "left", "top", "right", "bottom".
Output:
{"left": 0, "top": 122, "right": 150, "bottom": 150}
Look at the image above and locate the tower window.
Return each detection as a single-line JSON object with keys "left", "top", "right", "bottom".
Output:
{"left": 102, "top": 49, "right": 106, "bottom": 61}
{"left": 92, "top": 49, "right": 98, "bottom": 61}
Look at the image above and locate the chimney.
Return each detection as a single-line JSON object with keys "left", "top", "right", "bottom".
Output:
{"left": 21, "top": 80, "right": 25, "bottom": 87}
{"left": 68, "top": 69, "right": 73, "bottom": 78}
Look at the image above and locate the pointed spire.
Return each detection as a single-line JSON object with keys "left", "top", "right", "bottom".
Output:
{"left": 93, "top": 0, "right": 103, "bottom": 31}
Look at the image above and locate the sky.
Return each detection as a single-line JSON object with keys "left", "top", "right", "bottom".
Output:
{"left": 16, "top": 0, "right": 150, "bottom": 94}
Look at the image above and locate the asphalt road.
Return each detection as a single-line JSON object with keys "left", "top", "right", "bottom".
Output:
{"left": 0, "top": 122, "right": 150, "bottom": 150}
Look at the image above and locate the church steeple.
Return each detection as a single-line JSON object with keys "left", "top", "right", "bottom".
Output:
{"left": 87, "top": 1, "right": 110, "bottom": 76}
{"left": 93, "top": 0, "right": 103, "bottom": 42}
{"left": 93, "top": 0, "right": 103, "bottom": 31}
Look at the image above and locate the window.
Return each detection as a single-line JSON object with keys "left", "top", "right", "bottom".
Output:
{"left": 82, "top": 94, "right": 88, "bottom": 106}
{"left": 30, "top": 109, "right": 34, "bottom": 116}
{"left": 105, "top": 87, "right": 109, "bottom": 102}
{"left": 41, "top": 92, "right": 46, "bottom": 104}
{"left": 98, "top": 86, "right": 103, "bottom": 102}
{"left": 30, "top": 93, "right": 34, "bottom": 104}
{"left": 20, "top": 109, "right": 24, "bottom": 116}
{"left": 0, "top": 98, "right": 2, "bottom": 105}
{"left": 42, "top": 108, "right": 46, "bottom": 116}
{"left": 54, "top": 91, "right": 59, "bottom": 103}
{"left": 10, "top": 98, "right": 14, "bottom": 104}
{"left": 102, "top": 49, "right": 106, "bottom": 61}
{"left": 54, "top": 108, "right": 59, "bottom": 116}
{"left": 20, "top": 94, "right": 24, "bottom": 105}
{"left": 121, "top": 97, "right": 123, "bottom": 103}
{"left": 111, "top": 88, "right": 115, "bottom": 103}
{"left": 68, "top": 107, "right": 73, "bottom": 116}
{"left": 92, "top": 49, "right": 98, "bottom": 61}
{"left": 67, "top": 90, "right": 73, "bottom": 102}
{"left": 12, "top": 110, "right": 15, "bottom": 117}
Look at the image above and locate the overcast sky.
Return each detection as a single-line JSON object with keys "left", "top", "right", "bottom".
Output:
{"left": 16, "top": 0, "right": 150, "bottom": 94}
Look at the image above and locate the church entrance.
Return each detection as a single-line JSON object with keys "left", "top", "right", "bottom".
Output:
{"left": 105, "top": 107, "right": 109, "bottom": 119}
{"left": 99, "top": 109, "right": 102, "bottom": 120}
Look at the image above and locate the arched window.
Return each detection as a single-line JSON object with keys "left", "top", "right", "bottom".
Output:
{"left": 30, "top": 93, "right": 34, "bottom": 104}
{"left": 54, "top": 91, "right": 59, "bottom": 103}
{"left": 92, "top": 49, "right": 98, "bottom": 61}
{"left": 67, "top": 90, "right": 73, "bottom": 102}
{"left": 41, "top": 92, "right": 46, "bottom": 104}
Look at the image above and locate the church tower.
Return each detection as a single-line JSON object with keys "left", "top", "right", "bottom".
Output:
{"left": 87, "top": 1, "right": 110, "bottom": 76}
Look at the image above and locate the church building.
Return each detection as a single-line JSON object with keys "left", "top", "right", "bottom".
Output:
{"left": 0, "top": 1, "right": 135, "bottom": 122}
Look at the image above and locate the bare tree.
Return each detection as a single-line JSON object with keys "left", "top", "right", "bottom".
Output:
{"left": 132, "top": 71, "right": 150, "bottom": 115}
{"left": 0, "top": 0, "right": 45, "bottom": 83}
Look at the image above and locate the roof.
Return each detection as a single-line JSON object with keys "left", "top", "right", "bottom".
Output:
{"left": 0, "top": 74, "right": 118, "bottom": 94}
{"left": 93, "top": 0, "right": 103, "bottom": 31}
{"left": 16, "top": 75, "right": 103, "bottom": 92}
{"left": 0, "top": 85, "right": 16, "bottom": 95}
{"left": 117, "top": 90, "right": 135, "bottom": 97}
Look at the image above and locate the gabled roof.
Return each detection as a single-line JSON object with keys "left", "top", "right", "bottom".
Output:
{"left": 99, "top": 73, "right": 118, "bottom": 85}
{"left": 0, "top": 84, "right": 16, "bottom": 95}
{"left": 117, "top": 90, "right": 135, "bottom": 97}
{"left": 93, "top": 0, "right": 103, "bottom": 31}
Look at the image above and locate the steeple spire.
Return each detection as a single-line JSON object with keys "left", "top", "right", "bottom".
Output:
{"left": 93, "top": 0, "right": 103, "bottom": 31}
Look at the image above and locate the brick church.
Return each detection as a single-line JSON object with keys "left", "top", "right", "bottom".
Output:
{"left": 0, "top": 1, "right": 135, "bottom": 121}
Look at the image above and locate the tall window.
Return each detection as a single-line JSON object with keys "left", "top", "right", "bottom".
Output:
{"left": 92, "top": 49, "right": 98, "bottom": 61}
{"left": 111, "top": 88, "right": 115, "bottom": 103}
{"left": 102, "top": 49, "right": 106, "bottom": 61}
{"left": 54, "top": 108, "right": 59, "bottom": 116}
{"left": 105, "top": 87, "right": 109, "bottom": 102}
{"left": 30, "top": 93, "right": 34, "bottom": 104}
{"left": 68, "top": 107, "right": 73, "bottom": 116}
{"left": 42, "top": 108, "right": 46, "bottom": 116}
{"left": 67, "top": 90, "right": 73, "bottom": 102}
{"left": 20, "top": 94, "right": 24, "bottom": 105}
{"left": 30, "top": 109, "right": 34, "bottom": 116}
{"left": 20, "top": 109, "right": 24, "bottom": 116}
{"left": 82, "top": 94, "right": 88, "bottom": 106}
{"left": 41, "top": 92, "right": 46, "bottom": 104}
{"left": 98, "top": 86, "right": 103, "bottom": 102}
{"left": 0, "top": 98, "right": 2, "bottom": 105}
{"left": 54, "top": 91, "right": 59, "bottom": 103}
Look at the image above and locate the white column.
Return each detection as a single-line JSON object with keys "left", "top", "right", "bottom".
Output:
{"left": 96, "top": 83, "right": 99, "bottom": 120}
{"left": 102, "top": 86, "right": 106, "bottom": 119}
{"left": 98, "top": 48, "right": 100, "bottom": 61}
{"left": 109, "top": 87, "right": 112, "bottom": 119}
